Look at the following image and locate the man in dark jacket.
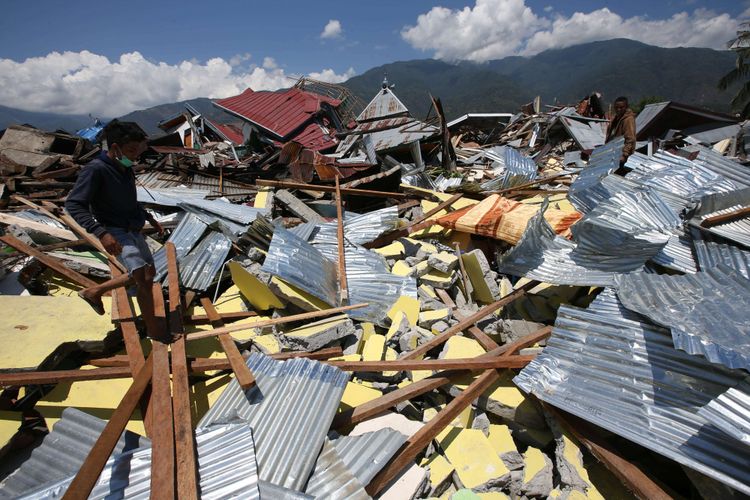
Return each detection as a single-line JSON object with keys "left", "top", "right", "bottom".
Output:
{"left": 65, "top": 120, "right": 166, "bottom": 340}
{"left": 605, "top": 96, "right": 637, "bottom": 166}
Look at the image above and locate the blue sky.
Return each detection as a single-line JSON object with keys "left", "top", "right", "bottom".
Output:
{"left": 0, "top": 0, "right": 746, "bottom": 116}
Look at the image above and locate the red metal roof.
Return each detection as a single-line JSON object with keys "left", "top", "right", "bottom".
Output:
{"left": 212, "top": 123, "right": 245, "bottom": 145}
{"left": 214, "top": 87, "right": 341, "bottom": 140}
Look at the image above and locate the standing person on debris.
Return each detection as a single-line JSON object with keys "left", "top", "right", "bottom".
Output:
{"left": 65, "top": 120, "right": 167, "bottom": 341}
{"left": 605, "top": 96, "right": 637, "bottom": 167}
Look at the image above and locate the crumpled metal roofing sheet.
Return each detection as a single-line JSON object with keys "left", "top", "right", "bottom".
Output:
{"left": 311, "top": 206, "right": 399, "bottom": 246}
{"left": 180, "top": 198, "right": 267, "bottom": 225}
{"left": 332, "top": 428, "right": 407, "bottom": 484}
{"left": 685, "top": 145, "right": 750, "bottom": 188}
{"left": 153, "top": 212, "right": 208, "bottom": 281}
{"left": 690, "top": 187, "right": 750, "bottom": 248}
{"left": 304, "top": 440, "right": 369, "bottom": 500}
{"left": 616, "top": 266, "right": 750, "bottom": 372}
{"left": 0, "top": 408, "right": 149, "bottom": 499}
{"left": 261, "top": 226, "right": 339, "bottom": 306}
{"left": 514, "top": 296, "right": 750, "bottom": 494}
{"left": 17, "top": 424, "right": 261, "bottom": 500}
{"left": 650, "top": 232, "right": 697, "bottom": 274}
{"left": 691, "top": 228, "right": 750, "bottom": 279}
{"left": 480, "top": 147, "right": 537, "bottom": 191}
{"left": 568, "top": 138, "right": 623, "bottom": 213}
{"left": 136, "top": 186, "right": 209, "bottom": 207}
{"left": 198, "top": 353, "right": 349, "bottom": 492}
{"left": 178, "top": 231, "right": 232, "bottom": 291}
{"left": 698, "top": 376, "right": 750, "bottom": 447}
{"left": 559, "top": 115, "right": 606, "bottom": 150}
{"left": 496, "top": 200, "right": 639, "bottom": 286}
{"left": 635, "top": 102, "right": 670, "bottom": 135}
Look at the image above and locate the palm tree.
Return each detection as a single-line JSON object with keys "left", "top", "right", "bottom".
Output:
{"left": 719, "top": 23, "right": 750, "bottom": 118}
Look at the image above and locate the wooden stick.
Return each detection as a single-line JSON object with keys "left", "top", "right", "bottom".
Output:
{"left": 454, "top": 242, "right": 473, "bottom": 305}
{"left": 255, "top": 179, "right": 408, "bottom": 199}
{"left": 700, "top": 206, "right": 750, "bottom": 228}
{"left": 109, "top": 264, "right": 146, "bottom": 373}
{"left": 200, "top": 298, "right": 256, "bottom": 389}
{"left": 166, "top": 243, "right": 199, "bottom": 499}
{"left": 335, "top": 175, "right": 349, "bottom": 303}
{"left": 0, "top": 234, "right": 97, "bottom": 288}
{"left": 58, "top": 211, "right": 128, "bottom": 274}
{"left": 435, "top": 282, "right": 497, "bottom": 350}
{"left": 487, "top": 172, "right": 571, "bottom": 195}
{"left": 403, "top": 281, "right": 537, "bottom": 360}
{"left": 61, "top": 355, "right": 154, "bottom": 500}
{"left": 544, "top": 405, "right": 675, "bottom": 500}
{"left": 366, "top": 369, "right": 501, "bottom": 496}
{"left": 185, "top": 310, "right": 258, "bottom": 325}
{"left": 328, "top": 356, "right": 533, "bottom": 371}
{"left": 185, "top": 303, "right": 368, "bottom": 341}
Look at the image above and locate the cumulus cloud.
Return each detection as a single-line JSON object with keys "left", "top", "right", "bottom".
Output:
{"left": 320, "top": 19, "right": 343, "bottom": 39}
{"left": 0, "top": 51, "right": 356, "bottom": 117}
{"left": 402, "top": 0, "right": 742, "bottom": 62}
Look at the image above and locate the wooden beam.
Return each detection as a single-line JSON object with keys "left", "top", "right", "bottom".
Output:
{"left": 61, "top": 355, "right": 153, "bottom": 500}
{"left": 366, "top": 369, "right": 501, "bottom": 496}
{"left": 109, "top": 264, "right": 145, "bottom": 373}
{"left": 185, "top": 303, "right": 368, "bottom": 341}
{"left": 200, "top": 298, "right": 256, "bottom": 389}
{"left": 544, "top": 405, "right": 675, "bottom": 500}
{"left": 700, "top": 206, "right": 750, "bottom": 228}
{"left": 327, "top": 356, "right": 533, "bottom": 371}
{"left": 335, "top": 175, "right": 348, "bottom": 303}
{"left": 255, "top": 179, "right": 408, "bottom": 199}
{"left": 0, "top": 234, "right": 97, "bottom": 288}
{"left": 166, "top": 242, "right": 199, "bottom": 500}
{"left": 402, "top": 281, "right": 537, "bottom": 360}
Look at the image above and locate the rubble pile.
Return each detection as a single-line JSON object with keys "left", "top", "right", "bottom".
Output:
{"left": 0, "top": 78, "right": 749, "bottom": 499}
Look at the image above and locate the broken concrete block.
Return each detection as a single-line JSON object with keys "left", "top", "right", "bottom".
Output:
{"left": 431, "top": 320, "right": 451, "bottom": 335}
{"left": 521, "top": 447, "right": 554, "bottom": 497}
{"left": 470, "top": 411, "right": 490, "bottom": 435}
{"left": 228, "top": 261, "right": 285, "bottom": 311}
{"left": 374, "top": 240, "right": 406, "bottom": 259}
{"left": 386, "top": 311, "right": 412, "bottom": 345}
{"left": 279, "top": 314, "right": 355, "bottom": 351}
{"left": 419, "top": 308, "right": 452, "bottom": 329}
{"left": 378, "top": 462, "right": 430, "bottom": 500}
{"left": 350, "top": 411, "right": 424, "bottom": 437}
{"left": 341, "top": 328, "right": 364, "bottom": 355}
{"left": 248, "top": 334, "right": 281, "bottom": 354}
{"left": 428, "top": 251, "right": 459, "bottom": 273}
{"left": 422, "top": 453, "right": 455, "bottom": 497}
{"left": 419, "top": 284, "right": 438, "bottom": 299}
{"left": 545, "top": 413, "right": 600, "bottom": 495}
{"left": 405, "top": 255, "right": 426, "bottom": 266}
{"left": 275, "top": 189, "right": 325, "bottom": 223}
{"left": 437, "top": 427, "right": 510, "bottom": 491}
{"left": 388, "top": 296, "right": 420, "bottom": 326}
{"left": 359, "top": 322, "right": 376, "bottom": 350}
{"left": 420, "top": 269, "right": 458, "bottom": 289}
{"left": 395, "top": 399, "right": 423, "bottom": 421}
{"left": 269, "top": 277, "right": 330, "bottom": 311}
{"left": 495, "top": 319, "right": 547, "bottom": 344}
{"left": 487, "top": 424, "right": 524, "bottom": 471}
{"left": 440, "top": 336, "right": 486, "bottom": 360}
{"left": 391, "top": 260, "right": 413, "bottom": 277}
{"left": 461, "top": 250, "right": 500, "bottom": 303}
{"left": 339, "top": 381, "right": 382, "bottom": 411}
{"left": 362, "top": 333, "right": 386, "bottom": 361}
{"left": 245, "top": 246, "right": 265, "bottom": 263}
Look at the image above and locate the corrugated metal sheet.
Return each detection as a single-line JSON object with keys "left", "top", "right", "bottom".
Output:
{"left": 685, "top": 123, "right": 741, "bottom": 146}
{"left": 214, "top": 87, "right": 340, "bottom": 139}
{"left": 686, "top": 145, "right": 750, "bottom": 188}
{"left": 179, "top": 231, "right": 232, "bottom": 291}
{"left": 180, "top": 198, "right": 267, "bottom": 225}
{"left": 615, "top": 266, "right": 750, "bottom": 372}
{"left": 635, "top": 102, "right": 670, "bottom": 135}
{"left": 651, "top": 232, "right": 698, "bottom": 273}
{"left": 691, "top": 228, "right": 750, "bottom": 279}
{"left": 153, "top": 213, "right": 208, "bottom": 281}
{"left": 332, "top": 428, "right": 407, "bottom": 484}
{"left": 480, "top": 147, "right": 537, "bottom": 191}
{"left": 568, "top": 138, "right": 623, "bottom": 213}
{"left": 698, "top": 376, "right": 750, "bottom": 446}
{"left": 0, "top": 408, "right": 149, "bottom": 499}
{"left": 496, "top": 200, "right": 640, "bottom": 286}
{"left": 198, "top": 353, "right": 349, "bottom": 492}
{"left": 181, "top": 205, "right": 252, "bottom": 236}
{"left": 261, "top": 226, "right": 339, "bottom": 306}
{"left": 312, "top": 206, "right": 399, "bottom": 246}
{"left": 337, "top": 117, "right": 438, "bottom": 154}
{"left": 559, "top": 116, "right": 606, "bottom": 150}
{"left": 13, "top": 210, "right": 67, "bottom": 229}
{"left": 17, "top": 424, "right": 261, "bottom": 499}
{"left": 304, "top": 440, "right": 369, "bottom": 500}
{"left": 690, "top": 187, "right": 750, "bottom": 248}
{"left": 514, "top": 296, "right": 750, "bottom": 495}
{"left": 136, "top": 186, "right": 209, "bottom": 207}
{"left": 357, "top": 87, "right": 409, "bottom": 122}
{"left": 258, "top": 481, "right": 313, "bottom": 499}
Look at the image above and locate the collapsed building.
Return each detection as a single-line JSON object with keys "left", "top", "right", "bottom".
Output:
{"left": 0, "top": 77, "right": 749, "bottom": 499}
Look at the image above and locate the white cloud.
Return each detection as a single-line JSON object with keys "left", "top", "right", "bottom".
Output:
{"left": 228, "top": 52, "right": 252, "bottom": 66}
{"left": 402, "top": 0, "right": 742, "bottom": 62}
{"left": 320, "top": 19, "right": 343, "bottom": 39}
{"left": 0, "top": 51, "right": 357, "bottom": 117}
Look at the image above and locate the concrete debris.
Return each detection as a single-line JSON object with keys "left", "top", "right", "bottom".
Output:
{"left": 1, "top": 76, "right": 748, "bottom": 500}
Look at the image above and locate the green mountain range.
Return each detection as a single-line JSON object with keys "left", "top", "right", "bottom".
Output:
{"left": 0, "top": 39, "right": 739, "bottom": 133}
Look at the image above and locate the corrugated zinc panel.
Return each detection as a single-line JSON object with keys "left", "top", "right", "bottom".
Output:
{"left": 698, "top": 376, "right": 750, "bottom": 446}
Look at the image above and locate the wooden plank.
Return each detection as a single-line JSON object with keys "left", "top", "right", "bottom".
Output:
{"left": 58, "top": 211, "right": 128, "bottom": 274}
{"left": 365, "top": 369, "right": 501, "bottom": 496}
{"left": 500, "top": 326, "right": 552, "bottom": 357}
{"left": 335, "top": 175, "right": 348, "bottom": 303}
{"left": 700, "top": 206, "right": 750, "bottom": 228}
{"left": 255, "top": 179, "right": 408, "bottom": 199}
{"left": 544, "top": 405, "right": 675, "bottom": 500}
{"left": 185, "top": 303, "right": 368, "bottom": 341}
{"left": 402, "top": 281, "right": 537, "bottom": 360}
{"left": 0, "top": 234, "right": 97, "bottom": 288}
{"left": 109, "top": 264, "right": 145, "bottom": 372}
{"left": 327, "top": 356, "right": 533, "bottom": 371}
{"left": 200, "top": 298, "right": 256, "bottom": 389}
{"left": 434, "top": 288, "right": 456, "bottom": 309}
{"left": 166, "top": 242, "right": 198, "bottom": 500}
{"left": 61, "top": 355, "right": 153, "bottom": 500}
{"left": 186, "top": 310, "right": 258, "bottom": 325}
